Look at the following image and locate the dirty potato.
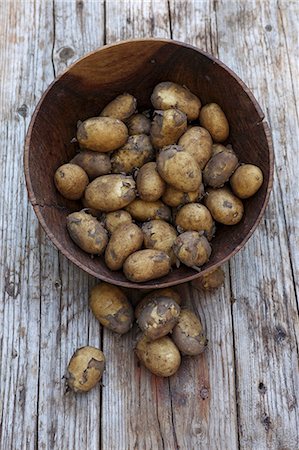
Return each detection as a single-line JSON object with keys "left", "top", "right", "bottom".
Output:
{"left": 70, "top": 150, "right": 111, "bottom": 180}
{"left": 150, "top": 109, "right": 187, "bottom": 150}
{"left": 175, "top": 203, "right": 215, "bottom": 240}
{"left": 230, "top": 164, "right": 263, "bottom": 199}
{"left": 162, "top": 184, "right": 204, "bottom": 207}
{"left": 111, "top": 134, "right": 154, "bottom": 173}
{"left": 136, "top": 162, "right": 166, "bottom": 202}
{"left": 173, "top": 231, "right": 212, "bottom": 268}
{"left": 123, "top": 249, "right": 171, "bottom": 282}
{"left": 204, "top": 187, "right": 244, "bottom": 225}
{"left": 77, "top": 117, "right": 128, "bottom": 152}
{"left": 199, "top": 103, "right": 229, "bottom": 142}
{"left": 178, "top": 126, "right": 213, "bottom": 169}
{"left": 212, "top": 143, "right": 227, "bottom": 156}
{"left": 104, "top": 210, "right": 132, "bottom": 233}
{"left": 105, "top": 223, "right": 143, "bottom": 270}
{"left": 203, "top": 148, "right": 238, "bottom": 188}
{"left": 142, "top": 220, "right": 177, "bottom": 264}
{"left": 195, "top": 267, "right": 225, "bottom": 290}
{"left": 54, "top": 163, "right": 89, "bottom": 200}
{"left": 127, "top": 113, "right": 151, "bottom": 135}
{"left": 135, "top": 288, "right": 182, "bottom": 319}
{"left": 100, "top": 93, "right": 137, "bottom": 121}
{"left": 172, "top": 309, "right": 208, "bottom": 356}
{"left": 67, "top": 210, "right": 108, "bottom": 254}
{"left": 125, "top": 199, "right": 171, "bottom": 222}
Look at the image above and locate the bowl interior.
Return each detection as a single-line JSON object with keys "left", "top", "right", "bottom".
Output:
{"left": 25, "top": 39, "right": 273, "bottom": 289}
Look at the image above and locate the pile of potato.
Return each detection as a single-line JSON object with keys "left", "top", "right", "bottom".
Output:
{"left": 54, "top": 82, "right": 263, "bottom": 283}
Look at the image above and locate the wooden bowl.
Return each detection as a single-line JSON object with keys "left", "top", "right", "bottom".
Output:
{"left": 24, "top": 38, "right": 273, "bottom": 289}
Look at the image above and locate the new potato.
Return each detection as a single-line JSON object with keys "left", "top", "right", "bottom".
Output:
{"left": 70, "top": 150, "right": 111, "bottom": 180}
{"left": 178, "top": 126, "right": 212, "bottom": 169}
{"left": 150, "top": 109, "right": 187, "bottom": 149}
{"left": 54, "top": 163, "right": 89, "bottom": 200}
{"left": 125, "top": 199, "right": 171, "bottom": 222}
{"left": 162, "top": 184, "right": 204, "bottom": 207}
{"left": 127, "top": 113, "right": 151, "bottom": 135}
{"left": 203, "top": 148, "right": 238, "bottom": 188}
{"left": 136, "top": 162, "right": 166, "bottom": 202}
{"left": 199, "top": 103, "right": 229, "bottom": 142}
{"left": 105, "top": 223, "right": 143, "bottom": 270}
{"left": 111, "top": 134, "right": 154, "bottom": 173}
{"left": 135, "top": 288, "right": 182, "bottom": 319}
{"left": 175, "top": 203, "right": 215, "bottom": 240}
{"left": 172, "top": 309, "right": 208, "bottom": 356}
{"left": 77, "top": 117, "right": 128, "bottom": 152}
{"left": 66, "top": 210, "right": 108, "bottom": 254}
{"left": 196, "top": 267, "right": 225, "bottom": 290}
{"left": 142, "top": 220, "right": 177, "bottom": 264}
{"left": 230, "top": 164, "right": 263, "bottom": 198}
{"left": 123, "top": 249, "right": 171, "bottom": 282}
{"left": 104, "top": 210, "right": 132, "bottom": 233}
{"left": 100, "top": 93, "right": 137, "bottom": 121}
{"left": 204, "top": 187, "right": 244, "bottom": 225}
{"left": 173, "top": 231, "right": 211, "bottom": 267}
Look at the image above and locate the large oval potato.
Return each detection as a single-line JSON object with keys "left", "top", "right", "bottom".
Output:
{"left": 104, "top": 210, "right": 132, "bottom": 233}
{"left": 54, "top": 163, "right": 89, "bottom": 200}
{"left": 172, "top": 309, "right": 208, "bottom": 356}
{"left": 84, "top": 174, "right": 136, "bottom": 212}
{"left": 111, "top": 134, "right": 154, "bottom": 173}
{"left": 151, "top": 81, "right": 201, "bottom": 121}
{"left": 204, "top": 187, "right": 244, "bottom": 225}
{"left": 70, "top": 150, "right": 111, "bottom": 180}
{"left": 135, "top": 288, "right": 182, "bottom": 319}
{"left": 125, "top": 199, "right": 171, "bottom": 222}
{"left": 135, "top": 335, "right": 181, "bottom": 377}
{"left": 162, "top": 184, "right": 204, "bottom": 207}
{"left": 136, "top": 162, "right": 166, "bottom": 202}
{"left": 137, "top": 297, "right": 180, "bottom": 340}
{"left": 142, "top": 220, "right": 177, "bottom": 264}
{"left": 127, "top": 113, "right": 151, "bottom": 135}
{"left": 175, "top": 203, "right": 215, "bottom": 240}
{"left": 199, "top": 103, "right": 229, "bottom": 142}
{"left": 150, "top": 109, "right": 187, "bottom": 150}
{"left": 203, "top": 149, "right": 238, "bottom": 188}
{"left": 66, "top": 210, "right": 108, "bottom": 254}
{"left": 230, "top": 164, "right": 263, "bottom": 199}
{"left": 178, "top": 126, "right": 212, "bottom": 169}
{"left": 156, "top": 145, "right": 202, "bottom": 192}
{"left": 105, "top": 223, "right": 143, "bottom": 270}
{"left": 89, "top": 282, "right": 134, "bottom": 334}
{"left": 77, "top": 117, "right": 128, "bottom": 152}
{"left": 173, "top": 231, "right": 211, "bottom": 267}
{"left": 123, "top": 249, "right": 171, "bottom": 282}
{"left": 100, "top": 93, "right": 137, "bottom": 121}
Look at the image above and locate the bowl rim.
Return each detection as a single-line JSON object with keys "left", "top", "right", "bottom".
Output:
{"left": 24, "top": 37, "right": 274, "bottom": 289}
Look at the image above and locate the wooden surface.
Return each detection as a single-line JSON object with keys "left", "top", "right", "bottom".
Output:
{"left": 0, "top": 1, "right": 298, "bottom": 449}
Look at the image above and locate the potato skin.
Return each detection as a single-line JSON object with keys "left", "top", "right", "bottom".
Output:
{"left": 142, "top": 220, "right": 177, "bottom": 264}
{"left": 135, "top": 335, "right": 181, "bottom": 377}
{"left": 105, "top": 223, "right": 143, "bottom": 270}
{"left": 173, "top": 232, "right": 211, "bottom": 267}
{"left": 104, "top": 210, "right": 132, "bottom": 233}
{"left": 54, "top": 163, "right": 89, "bottom": 200}
{"left": 175, "top": 203, "right": 215, "bottom": 240}
{"left": 157, "top": 145, "right": 202, "bottom": 192}
{"left": 162, "top": 183, "right": 204, "bottom": 207}
{"left": 127, "top": 113, "right": 151, "bottom": 135}
{"left": 70, "top": 151, "right": 111, "bottom": 180}
{"left": 65, "top": 346, "right": 105, "bottom": 393}
{"left": 111, "top": 134, "right": 154, "bottom": 173}
{"left": 89, "top": 283, "right": 134, "bottom": 334}
{"left": 212, "top": 143, "right": 227, "bottom": 156}
{"left": 77, "top": 117, "right": 128, "bottom": 152}
{"left": 199, "top": 103, "right": 229, "bottom": 142}
{"left": 84, "top": 174, "right": 136, "bottom": 212}
{"left": 67, "top": 210, "right": 108, "bottom": 254}
{"left": 136, "top": 162, "right": 166, "bottom": 202}
{"left": 151, "top": 81, "right": 201, "bottom": 121}
{"left": 203, "top": 149, "right": 238, "bottom": 188}
{"left": 100, "top": 93, "right": 137, "bottom": 121}
{"left": 178, "top": 126, "right": 212, "bottom": 169}
{"left": 195, "top": 267, "right": 225, "bottom": 290}
{"left": 125, "top": 199, "right": 171, "bottom": 222}
{"left": 172, "top": 309, "right": 208, "bottom": 356}
{"left": 150, "top": 109, "right": 187, "bottom": 150}
{"left": 123, "top": 250, "right": 171, "bottom": 282}
{"left": 135, "top": 288, "right": 182, "bottom": 319}
{"left": 204, "top": 187, "right": 244, "bottom": 225}
{"left": 230, "top": 164, "right": 263, "bottom": 199}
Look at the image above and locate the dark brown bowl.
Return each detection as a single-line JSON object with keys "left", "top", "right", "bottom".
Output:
{"left": 24, "top": 38, "right": 274, "bottom": 289}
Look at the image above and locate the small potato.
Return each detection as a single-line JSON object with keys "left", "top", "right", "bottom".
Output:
{"left": 203, "top": 149, "right": 238, "bottom": 188}
{"left": 172, "top": 309, "right": 207, "bottom": 356}
{"left": 137, "top": 297, "right": 181, "bottom": 340}
{"left": 136, "top": 162, "right": 166, "bottom": 202}
{"left": 65, "top": 346, "right": 105, "bottom": 393}
{"left": 77, "top": 117, "right": 128, "bottom": 152}
{"left": 67, "top": 210, "right": 108, "bottom": 254}
{"left": 150, "top": 109, "right": 187, "bottom": 150}
{"left": 54, "top": 163, "right": 89, "bottom": 200}
{"left": 125, "top": 199, "right": 171, "bottom": 222}
{"left": 84, "top": 174, "right": 136, "bottom": 212}
{"left": 100, "top": 93, "right": 137, "bottom": 121}
{"left": 178, "top": 126, "right": 212, "bottom": 169}
{"left": 151, "top": 81, "right": 201, "bottom": 121}
{"left": 135, "top": 288, "right": 182, "bottom": 319}
{"left": 135, "top": 335, "right": 181, "bottom": 377}
{"left": 123, "top": 249, "right": 171, "bottom": 282}
{"left": 175, "top": 203, "right": 215, "bottom": 240}
{"left": 105, "top": 223, "right": 143, "bottom": 271}
{"left": 162, "top": 184, "right": 204, "bottom": 207}
{"left": 111, "top": 134, "right": 154, "bottom": 173}
{"left": 157, "top": 145, "right": 202, "bottom": 192}
{"left": 89, "top": 282, "right": 134, "bottom": 334}
{"left": 104, "top": 210, "right": 132, "bottom": 233}
{"left": 230, "top": 164, "right": 263, "bottom": 199}
{"left": 173, "top": 231, "right": 211, "bottom": 268}
{"left": 127, "top": 113, "right": 151, "bottom": 135}
{"left": 142, "top": 220, "right": 177, "bottom": 264}
{"left": 70, "top": 151, "right": 111, "bottom": 180}
{"left": 199, "top": 103, "right": 229, "bottom": 142}
{"left": 195, "top": 267, "right": 225, "bottom": 290}
{"left": 204, "top": 187, "right": 244, "bottom": 225}
{"left": 212, "top": 143, "right": 227, "bottom": 156}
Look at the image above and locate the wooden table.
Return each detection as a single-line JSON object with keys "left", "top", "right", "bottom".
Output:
{"left": 0, "top": 1, "right": 298, "bottom": 449}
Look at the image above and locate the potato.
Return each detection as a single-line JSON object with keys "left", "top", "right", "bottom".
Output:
{"left": 175, "top": 203, "right": 215, "bottom": 240}
{"left": 199, "top": 103, "right": 229, "bottom": 142}
{"left": 70, "top": 150, "right": 111, "bottom": 180}
{"left": 151, "top": 81, "right": 201, "bottom": 121}
{"left": 89, "top": 282, "right": 134, "bottom": 334}
{"left": 136, "top": 162, "right": 166, "bottom": 202}
{"left": 142, "top": 220, "right": 177, "bottom": 264}
{"left": 212, "top": 143, "right": 227, "bottom": 156}
{"left": 173, "top": 232, "right": 211, "bottom": 268}
{"left": 105, "top": 223, "right": 143, "bottom": 270}
{"left": 203, "top": 149, "right": 238, "bottom": 188}
{"left": 162, "top": 183, "right": 204, "bottom": 207}
{"left": 67, "top": 210, "right": 108, "bottom": 254}
{"left": 125, "top": 199, "right": 171, "bottom": 222}
{"left": 135, "top": 335, "right": 181, "bottom": 377}
{"left": 230, "top": 164, "right": 263, "bottom": 199}
{"left": 54, "top": 163, "right": 89, "bottom": 200}
{"left": 100, "top": 93, "right": 137, "bottom": 121}
{"left": 77, "top": 117, "right": 128, "bottom": 152}
{"left": 135, "top": 288, "right": 182, "bottom": 319}
{"left": 65, "top": 346, "right": 105, "bottom": 393}
{"left": 127, "top": 113, "right": 151, "bottom": 135}
{"left": 104, "top": 210, "right": 132, "bottom": 233}
{"left": 111, "top": 134, "right": 154, "bottom": 173}
{"left": 156, "top": 145, "right": 202, "bottom": 192}
{"left": 137, "top": 297, "right": 180, "bottom": 340}
{"left": 123, "top": 249, "right": 171, "bottom": 282}
{"left": 81, "top": 197, "right": 102, "bottom": 218}
{"left": 178, "top": 126, "right": 212, "bottom": 169}
{"left": 195, "top": 267, "right": 225, "bottom": 290}
{"left": 172, "top": 309, "right": 208, "bottom": 356}
{"left": 84, "top": 174, "right": 136, "bottom": 212}
{"left": 150, "top": 109, "right": 187, "bottom": 150}
{"left": 204, "top": 187, "right": 244, "bottom": 225}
